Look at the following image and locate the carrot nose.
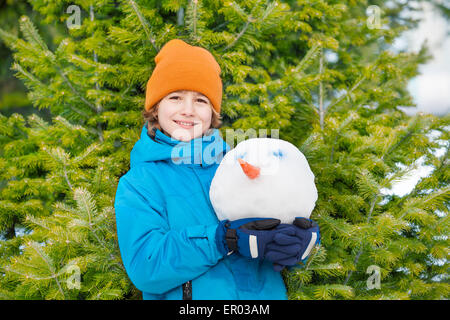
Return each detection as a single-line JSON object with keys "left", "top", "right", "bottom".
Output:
{"left": 238, "top": 158, "right": 260, "bottom": 179}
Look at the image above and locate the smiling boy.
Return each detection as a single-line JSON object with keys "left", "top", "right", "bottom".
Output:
{"left": 114, "top": 39, "right": 318, "bottom": 300}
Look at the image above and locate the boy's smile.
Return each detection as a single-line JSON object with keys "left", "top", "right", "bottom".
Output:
{"left": 173, "top": 119, "right": 198, "bottom": 128}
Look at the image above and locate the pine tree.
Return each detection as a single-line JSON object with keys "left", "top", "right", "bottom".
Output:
{"left": 283, "top": 110, "right": 449, "bottom": 300}
{"left": 0, "top": 112, "right": 139, "bottom": 299}
{"left": 0, "top": 0, "right": 448, "bottom": 300}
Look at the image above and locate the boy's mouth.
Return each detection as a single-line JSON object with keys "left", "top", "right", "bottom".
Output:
{"left": 174, "top": 120, "right": 196, "bottom": 128}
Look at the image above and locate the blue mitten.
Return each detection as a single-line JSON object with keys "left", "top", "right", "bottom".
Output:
{"left": 216, "top": 218, "right": 299, "bottom": 260}
{"left": 269, "top": 217, "right": 321, "bottom": 272}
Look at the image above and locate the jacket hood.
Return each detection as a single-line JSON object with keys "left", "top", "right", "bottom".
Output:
{"left": 130, "top": 123, "right": 230, "bottom": 168}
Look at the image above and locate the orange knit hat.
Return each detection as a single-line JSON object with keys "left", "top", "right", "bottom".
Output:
{"left": 144, "top": 39, "right": 223, "bottom": 113}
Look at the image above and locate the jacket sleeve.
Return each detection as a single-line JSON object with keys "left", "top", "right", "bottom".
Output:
{"left": 114, "top": 176, "right": 224, "bottom": 295}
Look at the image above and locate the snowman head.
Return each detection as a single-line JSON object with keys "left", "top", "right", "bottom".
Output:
{"left": 209, "top": 138, "right": 318, "bottom": 224}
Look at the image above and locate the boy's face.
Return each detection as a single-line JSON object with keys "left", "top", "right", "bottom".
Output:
{"left": 157, "top": 90, "right": 213, "bottom": 142}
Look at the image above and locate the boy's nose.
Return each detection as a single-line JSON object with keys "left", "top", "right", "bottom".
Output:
{"left": 180, "top": 98, "right": 195, "bottom": 115}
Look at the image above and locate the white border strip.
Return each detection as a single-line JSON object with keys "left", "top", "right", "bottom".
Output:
{"left": 301, "top": 232, "right": 317, "bottom": 260}
{"left": 249, "top": 235, "right": 258, "bottom": 258}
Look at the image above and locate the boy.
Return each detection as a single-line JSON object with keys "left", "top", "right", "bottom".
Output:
{"left": 114, "top": 39, "right": 319, "bottom": 300}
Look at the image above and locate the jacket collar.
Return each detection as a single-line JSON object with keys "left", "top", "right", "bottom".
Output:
{"left": 130, "top": 122, "right": 230, "bottom": 168}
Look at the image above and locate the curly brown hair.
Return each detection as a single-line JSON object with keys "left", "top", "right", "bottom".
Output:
{"left": 142, "top": 99, "right": 222, "bottom": 138}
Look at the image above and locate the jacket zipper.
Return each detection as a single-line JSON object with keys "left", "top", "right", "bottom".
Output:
{"left": 189, "top": 162, "right": 239, "bottom": 299}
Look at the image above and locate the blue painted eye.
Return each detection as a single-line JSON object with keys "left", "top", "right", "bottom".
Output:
{"left": 236, "top": 152, "right": 247, "bottom": 159}
{"left": 272, "top": 150, "right": 283, "bottom": 158}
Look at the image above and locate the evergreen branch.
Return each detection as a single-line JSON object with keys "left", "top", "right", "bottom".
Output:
{"left": 383, "top": 162, "right": 420, "bottom": 190}
{"left": 72, "top": 143, "right": 100, "bottom": 165}
{"left": 12, "top": 63, "right": 91, "bottom": 119}
{"left": 305, "top": 244, "right": 321, "bottom": 270}
{"left": 224, "top": 0, "right": 279, "bottom": 49}
{"left": 316, "top": 210, "right": 354, "bottom": 239}
{"left": 63, "top": 164, "right": 74, "bottom": 192}
{"left": 343, "top": 160, "right": 421, "bottom": 285}
{"left": 226, "top": 1, "right": 248, "bottom": 20}
{"left": 326, "top": 75, "right": 366, "bottom": 114}
{"left": 3, "top": 266, "right": 56, "bottom": 281}
{"left": 402, "top": 146, "right": 449, "bottom": 202}
{"left": 42, "top": 146, "right": 74, "bottom": 191}
{"left": 53, "top": 116, "right": 86, "bottom": 132}
{"left": 89, "top": 5, "right": 105, "bottom": 143}
{"left": 12, "top": 62, "right": 43, "bottom": 88}
{"left": 435, "top": 144, "right": 449, "bottom": 173}
{"left": 380, "top": 115, "right": 422, "bottom": 162}
{"left": 7, "top": 256, "right": 45, "bottom": 273}
{"left": 311, "top": 284, "right": 354, "bottom": 299}
{"left": 366, "top": 194, "right": 380, "bottom": 224}
{"left": 399, "top": 186, "right": 450, "bottom": 220}
{"left": 127, "top": 0, "right": 158, "bottom": 51}
{"left": 74, "top": 188, "right": 97, "bottom": 226}
{"left": 27, "top": 241, "right": 66, "bottom": 299}
{"left": 307, "top": 263, "right": 346, "bottom": 278}
{"left": 56, "top": 64, "right": 105, "bottom": 141}
{"left": 25, "top": 215, "right": 50, "bottom": 231}
{"left": 307, "top": 262, "right": 344, "bottom": 272}
{"left": 0, "top": 289, "right": 15, "bottom": 300}
{"left": 355, "top": 169, "right": 381, "bottom": 200}
{"left": 220, "top": 0, "right": 271, "bottom": 52}
{"left": 27, "top": 241, "right": 56, "bottom": 275}
{"left": 191, "top": 0, "right": 198, "bottom": 36}
{"left": 293, "top": 43, "right": 322, "bottom": 76}
{"left": 260, "top": 0, "right": 278, "bottom": 21}
{"left": 6, "top": 262, "right": 68, "bottom": 299}
{"left": 325, "top": 63, "right": 376, "bottom": 116}
{"left": 319, "top": 48, "right": 325, "bottom": 130}
{"left": 69, "top": 54, "right": 100, "bottom": 68}
{"left": 343, "top": 193, "right": 380, "bottom": 285}
{"left": 27, "top": 114, "right": 49, "bottom": 131}
{"left": 19, "top": 16, "right": 49, "bottom": 53}
{"left": 0, "top": 27, "right": 19, "bottom": 49}
{"left": 72, "top": 188, "right": 112, "bottom": 252}
{"left": 119, "top": 83, "right": 133, "bottom": 98}
{"left": 298, "top": 131, "right": 321, "bottom": 161}
{"left": 53, "top": 202, "right": 79, "bottom": 214}
{"left": 55, "top": 65, "right": 97, "bottom": 112}
{"left": 220, "top": 17, "right": 253, "bottom": 52}
{"left": 211, "top": 20, "right": 231, "bottom": 32}
{"left": 12, "top": 17, "right": 100, "bottom": 126}
{"left": 329, "top": 111, "right": 358, "bottom": 163}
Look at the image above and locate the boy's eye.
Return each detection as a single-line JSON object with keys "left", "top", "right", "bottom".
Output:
{"left": 169, "top": 96, "right": 206, "bottom": 103}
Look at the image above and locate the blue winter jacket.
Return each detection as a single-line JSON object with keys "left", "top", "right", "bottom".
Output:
{"left": 114, "top": 123, "right": 288, "bottom": 300}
